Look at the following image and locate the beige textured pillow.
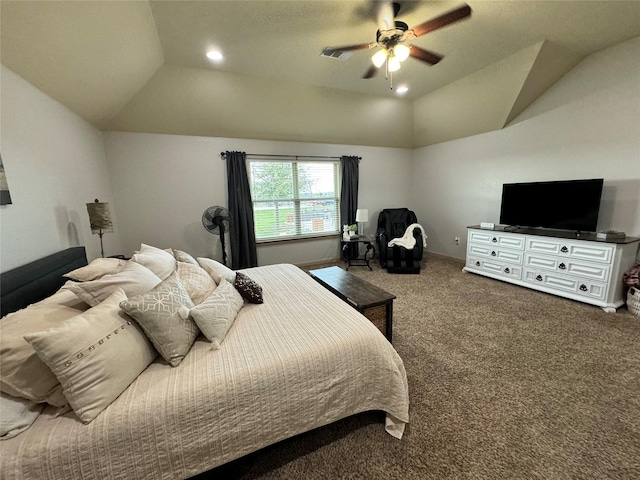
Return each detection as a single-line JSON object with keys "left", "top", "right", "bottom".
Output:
{"left": 120, "top": 272, "right": 198, "bottom": 367}
{"left": 0, "top": 302, "right": 89, "bottom": 407}
{"left": 197, "top": 257, "right": 235, "bottom": 284}
{"left": 24, "top": 289, "right": 157, "bottom": 424}
{"left": 186, "top": 279, "right": 244, "bottom": 349}
{"left": 131, "top": 243, "right": 176, "bottom": 280}
{"left": 172, "top": 249, "right": 198, "bottom": 265}
{"left": 66, "top": 261, "right": 161, "bottom": 307}
{"left": 64, "top": 257, "right": 126, "bottom": 282}
{"left": 176, "top": 261, "right": 217, "bottom": 305}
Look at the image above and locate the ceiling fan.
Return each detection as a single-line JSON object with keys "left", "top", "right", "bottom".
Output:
{"left": 323, "top": 2, "right": 472, "bottom": 85}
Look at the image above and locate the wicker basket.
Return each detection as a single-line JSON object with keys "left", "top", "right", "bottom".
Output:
{"left": 628, "top": 286, "right": 640, "bottom": 316}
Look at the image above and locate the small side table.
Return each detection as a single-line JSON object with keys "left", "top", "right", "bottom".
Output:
{"left": 341, "top": 234, "right": 376, "bottom": 271}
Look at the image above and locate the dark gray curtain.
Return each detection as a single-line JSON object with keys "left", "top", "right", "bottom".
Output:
{"left": 226, "top": 151, "right": 258, "bottom": 269}
{"left": 340, "top": 155, "right": 360, "bottom": 227}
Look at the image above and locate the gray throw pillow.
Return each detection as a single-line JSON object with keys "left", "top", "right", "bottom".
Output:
{"left": 120, "top": 272, "right": 197, "bottom": 367}
{"left": 186, "top": 279, "right": 244, "bottom": 349}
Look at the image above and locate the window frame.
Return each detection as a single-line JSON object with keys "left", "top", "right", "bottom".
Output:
{"left": 248, "top": 158, "right": 341, "bottom": 243}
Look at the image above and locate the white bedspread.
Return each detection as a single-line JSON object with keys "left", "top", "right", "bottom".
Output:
{"left": 0, "top": 264, "right": 409, "bottom": 480}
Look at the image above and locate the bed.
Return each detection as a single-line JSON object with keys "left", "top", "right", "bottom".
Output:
{"left": 0, "top": 246, "right": 409, "bottom": 480}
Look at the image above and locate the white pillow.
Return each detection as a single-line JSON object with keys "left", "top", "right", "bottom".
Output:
{"left": 24, "top": 289, "right": 158, "bottom": 424}
{"left": 176, "top": 261, "right": 217, "bottom": 305}
{"left": 66, "top": 261, "right": 161, "bottom": 307}
{"left": 196, "top": 257, "right": 235, "bottom": 284}
{"left": 0, "top": 302, "right": 87, "bottom": 407}
{"left": 0, "top": 392, "right": 44, "bottom": 440}
{"left": 131, "top": 243, "right": 176, "bottom": 280}
{"left": 64, "top": 257, "right": 126, "bottom": 282}
{"left": 186, "top": 279, "right": 244, "bottom": 349}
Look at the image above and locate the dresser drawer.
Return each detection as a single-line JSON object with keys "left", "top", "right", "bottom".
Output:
{"left": 526, "top": 237, "right": 614, "bottom": 264}
{"left": 524, "top": 253, "right": 611, "bottom": 282}
{"left": 467, "top": 257, "right": 522, "bottom": 280}
{"left": 523, "top": 268, "right": 608, "bottom": 301}
{"left": 468, "top": 230, "right": 525, "bottom": 250}
{"left": 468, "top": 245, "right": 524, "bottom": 264}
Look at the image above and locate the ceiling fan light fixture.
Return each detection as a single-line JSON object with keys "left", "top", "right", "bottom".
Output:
{"left": 388, "top": 56, "right": 401, "bottom": 72}
{"left": 394, "top": 44, "right": 410, "bottom": 62}
{"left": 371, "top": 49, "right": 387, "bottom": 68}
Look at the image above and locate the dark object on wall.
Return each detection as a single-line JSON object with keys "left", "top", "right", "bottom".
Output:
{"left": 0, "top": 152, "right": 12, "bottom": 205}
{"left": 499, "top": 178, "right": 604, "bottom": 232}
{"left": 202, "top": 206, "right": 231, "bottom": 266}
{"left": 376, "top": 208, "right": 423, "bottom": 274}
{"left": 0, "top": 247, "right": 87, "bottom": 317}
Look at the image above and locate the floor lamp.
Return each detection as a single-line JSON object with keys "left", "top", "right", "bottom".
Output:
{"left": 86, "top": 199, "right": 113, "bottom": 258}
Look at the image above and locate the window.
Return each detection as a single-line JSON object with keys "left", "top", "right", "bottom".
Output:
{"left": 248, "top": 159, "right": 340, "bottom": 241}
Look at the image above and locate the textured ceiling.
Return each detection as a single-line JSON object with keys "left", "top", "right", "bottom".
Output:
{"left": 2, "top": 0, "right": 640, "bottom": 145}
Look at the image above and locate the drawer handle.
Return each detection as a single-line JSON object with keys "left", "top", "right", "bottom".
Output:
{"left": 535, "top": 275, "right": 543, "bottom": 282}
{"left": 492, "top": 237, "right": 498, "bottom": 243}
{"left": 491, "top": 251, "right": 497, "bottom": 256}
{"left": 561, "top": 246, "right": 568, "bottom": 253}
{"left": 559, "top": 263, "right": 566, "bottom": 270}
{"left": 504, "top": 267, "right": 510, "bottom": 274}
{"left": 476, "top": 261, "right": 481, "bottom": 267}
{"left": 579, "top": 284, "right": 588, "bottom": 292}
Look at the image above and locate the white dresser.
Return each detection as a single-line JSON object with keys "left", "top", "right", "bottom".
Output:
{"left": 463, "top": 226, "right": 640, "bottom": 312}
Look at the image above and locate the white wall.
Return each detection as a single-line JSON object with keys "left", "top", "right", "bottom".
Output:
{"left": 412, "top": 36, "right": 640, "bottom": 260}
{"left": 103, "top": 132, "right": 412, "bottom": 265}
{"left": 0, "top": 66, "right": 121, "bottom": 271}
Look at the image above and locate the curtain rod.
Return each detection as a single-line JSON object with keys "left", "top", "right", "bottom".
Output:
{"left": 220, "top": 152, "right": 360, "bottom": 161}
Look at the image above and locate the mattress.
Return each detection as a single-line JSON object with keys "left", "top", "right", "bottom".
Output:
{"left": 0, "top": 263, "right": 409, "bottom": 479}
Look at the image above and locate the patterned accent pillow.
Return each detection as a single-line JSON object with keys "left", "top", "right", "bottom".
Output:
{"left": 119, "top": 272, "right": 197, "bottom": 367}
{"left": 176, "top": 261, "right": 216, "bottom": 305}
{"left": 24, "top": 289, "right": 157, "bottom": 423}
{"left": 234, "top": 272, "right": 264, "bottom": 304}
{"left": 185, "top": 279, "right": 244, "bottom": 349}
{"left": 131, "top": 243, "right": 176, "bottom": 280}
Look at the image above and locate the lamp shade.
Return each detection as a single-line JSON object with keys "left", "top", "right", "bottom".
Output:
{"left": 355, "top": 209, "right": 369, "bottom": 223}
{"left": 86, "top": 199, "right": 113, "bottom": 234}
{"left": 371, "top": 49, "right": 387, "bottom": 68}
{"left": 394, "top": 44, "right": 410, "bottom": 62}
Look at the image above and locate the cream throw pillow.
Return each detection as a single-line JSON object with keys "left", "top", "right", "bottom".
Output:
{"left": 24, "top": 289, "right": 157, "bottom": 424}
{"left": 64, "top": 257, "right": 126, "bottom": 282}
{"left": 172, "top": 249, "right": 199, "bottom": 265}
{"left": 196, "top": 257, "right": 235, "bottom": 284}
{"left": 66, "top": 261, "right": 161, "bottom": 307}
{"left": 131, "top": 243, "right": 176, "bottom": 280}
{"left": 186, "top": 279, "right": 244, "bottom": 349}
{"left": 120, "top": 272, "right": 198, "bottom": 367}
{"left": 176, "top": 261, "right": 217, "bottom": 305}
{"left": 0, "top": 302, "right": 84, "bottom": 407}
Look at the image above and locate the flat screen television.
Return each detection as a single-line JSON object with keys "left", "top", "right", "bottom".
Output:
{"left": 499, "top": 178, "right": 604, "bottom": 232}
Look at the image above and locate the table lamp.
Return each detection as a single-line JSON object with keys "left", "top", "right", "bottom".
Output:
{"left": 86, "top": 199, "right": 113, "bottom": 257}
{"left": 355, "top": 208, "right": 369, "bottom": 235}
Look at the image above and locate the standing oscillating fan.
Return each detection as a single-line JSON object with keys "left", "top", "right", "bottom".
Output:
{"left": 202, "top": 206, "right": 231, "bottom": 266}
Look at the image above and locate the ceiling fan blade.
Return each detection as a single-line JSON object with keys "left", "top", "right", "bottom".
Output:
{"left": 325, "top": 43, "right": 372, "bottom": 54}
{"left": 409, "top": 45, "right": 443, "bottom": 65}
{"left": 362, "top": 65, "right": 379, "bottom": 79}
{"left": 411, "top": 4, "right": 472, "bottom": 38}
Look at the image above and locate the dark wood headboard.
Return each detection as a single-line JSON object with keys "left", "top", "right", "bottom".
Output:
{"left": 0, "top": 247, "right": 87, "bottom": 317}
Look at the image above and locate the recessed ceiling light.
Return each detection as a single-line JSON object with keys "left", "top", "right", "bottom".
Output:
{"left": 206, "top": 50, "right": 224, "bottom": 62}
{"left": 396, "top": 86, "right": 409, "bottom": 95}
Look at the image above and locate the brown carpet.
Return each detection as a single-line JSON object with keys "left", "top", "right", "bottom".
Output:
{"left": 196, "top": 254, "right": 640, "bottom": 480}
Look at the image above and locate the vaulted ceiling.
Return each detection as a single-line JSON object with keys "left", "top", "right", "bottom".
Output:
{"left": 2, "top": 1, "right": 640, "bottom": 147}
